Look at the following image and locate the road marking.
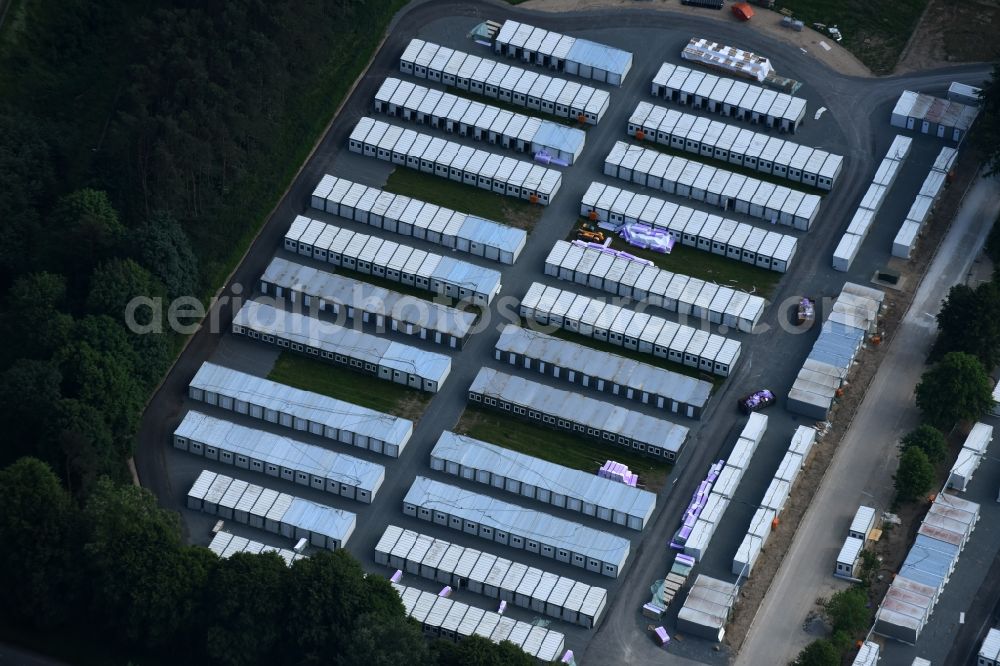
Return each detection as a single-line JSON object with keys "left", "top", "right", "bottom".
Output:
{"left": 814, "top": 107, "right": 827, "bottom": 120}
{"left": 960, "top": 611, "right": 965, "bottom": 624}
{"left": 819, "top": 41, "right": 832, "bottom": 51}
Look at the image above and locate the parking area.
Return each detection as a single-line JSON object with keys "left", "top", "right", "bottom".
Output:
{"left": 137, "top": 3, "right": 993, "bottom": 663}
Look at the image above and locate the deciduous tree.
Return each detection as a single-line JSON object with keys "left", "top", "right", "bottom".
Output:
{"left": 916, "top": 352, "right": 994, "bottom": 430}
{"left": 900, "top": 424, "right": 948, "bottom": 464}
{"left": 895, "top": 447, "right": 936, "bottom": 502}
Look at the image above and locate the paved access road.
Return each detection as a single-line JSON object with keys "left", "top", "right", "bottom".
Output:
{"left": 736, "top": 173, "right": 1000, "bottom": 666}
{"left": 131, "top": 0, "right": 993, "bottom": 663}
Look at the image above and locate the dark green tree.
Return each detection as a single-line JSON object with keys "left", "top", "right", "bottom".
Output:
{"left": 50, "top": 188, "right": 125, "bottom": 281}
{"left": 895, "top": 447, "right": 936, "bottom": 503}
{"left": 794, "top": 640, "right": 839, "bottom": 666}
{"left": 0, "top": 359, "right": 62, "bottom": 464}
{"left": 203, "top": 552, "right": 288, "bottom": 666}
{"left": 900, "top": 424, "right": 948, "bottom": 464}
{"left": 43, "top": 398, "right": 119, "bottom": 494}
{"left": 915, "top": 352, "right": 994, "bottom": 430}
{"left": 0, "top": 108, "right": 53, "bottom": 277}
{"left": 0, "top": 271, "right": 74, "bottom": 364}
{"left": 432, "top": 636, "right": 534, "bottom": 666}
{"left": 979, "top": 63, "right": 1000, "bottom": 176}
{"left": 86, "top": 257, "right": 165, "bottom": 322}
{"left": 824, "top": 586, "right": 870, "bottom": 635}
{"left": 0, "top": 457, "right": 79, "bottom": 629}
{"left": 83, "top": 479, "right": 212, "bottom": 648}
{"left": 57, "top": 315, "right": 146, "bottom": 447}
{"left": 931, "top": 281, "right": 1000, "bottom": 369}
{"left": 127, "top": 211, "right": 199, "bottom": 299}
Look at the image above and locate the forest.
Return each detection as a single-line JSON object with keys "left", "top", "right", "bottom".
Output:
{"left": 0, "top": 0, "right": 532, "bottom": 662}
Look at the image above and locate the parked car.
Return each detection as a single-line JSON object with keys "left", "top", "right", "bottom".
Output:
{"left": 797, "top": 297, "right": 815, "bottom": 325}
{"left": 738, "top": 389, "right": 776, "bottom": 414}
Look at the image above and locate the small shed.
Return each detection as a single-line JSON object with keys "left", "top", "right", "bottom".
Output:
{"left": 835, "top": 536, "right": 864, "bottom": 579}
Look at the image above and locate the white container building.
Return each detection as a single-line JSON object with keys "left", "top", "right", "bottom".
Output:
{"left": 890, "top": 90, "right": 979, "bottom": 142}
{"left": 392, "top": 583, "right": 565, "bottom": 661}
{"left": 492, "top": 20, "right": 632, "bottom": 86}
{"left": 494, "top": 324, "right": 712, "bottom": 417}
{"left": 628, "top": 101, "right": 841, "bottom": 189}
{"left": 579, "top": 182, "right": 799, "bottom": 273}
{"left": 231, "top": 300, "right": 452, "bottom": 393}
{"left": 348, "top": 118, "right": 562, "bottom": 205}
{"left": 604, "top": 141, "right": 820, "bottom": 229}
{"left": 849, "top": 505, "right": 877, "bottom": 541}
{"left": 544, "top": 239, "right": 765, "bottom": 332}
{"left": 732, "top": 534, "right": 763, "bottom": 577}
{"left": 375, "top": 525, "right": 608, "bottom": 628}
{"left": 311, "top": 174, "right": 526, "bottom": 264}
{"left": 402, "top": 476, "right": 631, "bottom": 578}
{"left": 208, "top": 531, "right": 303, "bottom": 566}
{"left": 400, "top": 39, "right": 610, "bottom": 124}
{"left": 677, "top": 575, "right": 737, "bottom": 642}
{"left": 188, "top": 362, "right": 413, "bottom": 458}
{"left": 835, "top": 536, "right": 865, "bottom": 579}
{"left": 260, "top": 257, "right": 476, "bottom": 348}
{"left": 468, "top": 367, "right": 690, "bottom": 462}
{"left": 852, "top": 641, "right": 880, "bottom": 666}
{"left": 979, "top": 628, "right": 1000, "bottom": 666}
{"left": 374, "top": 78, "right": 586, "bottom": 164}
{"left": 652, "top": 61, "right": 807, "bottom": 132}
{"left": 173, "top": 411, "right": 386, "bottom": 504}
{"left": 430, "top": 431, "right": 657, "bottom": 530}
{"left": 520, "top": 281, "right": 741, "bottom": 377}
{"left": 284, "top": 217, "right": 501, "bottom": 305}
{"left": 190, "top": 471, "right": 357, "bottom": 549}
{"left": 948, "top": 422, "right": 994, "bottom": 492}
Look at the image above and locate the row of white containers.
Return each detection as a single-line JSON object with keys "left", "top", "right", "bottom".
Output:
{"left": 492, "top": 20, "right": 633, "bottom": 86}
{"left": 392, "top": 583, "right": 565, "bottom": 661}
{"left": 786, "top": 283, "right": 885, "bottom": 420}
{"left": 260, "top": 257, "right": 476, "bottom": 348}
{"left": 430, "top": 430, "right": 657, "bottom": 530}
{"left": 494, "top": 323, "right": 712, "bottom": 417}
{"left": 284, "top": 217, "right": 502, "bottom": 306}
{"left": 375, "top": 524, "right": 608, "bottom": 628}
{"left": 187, "top": 469, "right": 356, "bottom": 550}
{"left": 348, "top": 117, "right": 562, "bottom": 205}
{"left": 581, "top": 182, "right": 798, "bottom": 273}
{"left": 732, "top": 426, "right": 818, "bottom": 576}
{"left": 188, "top": 361, "right": 414, "bottom": 458}
{"left": 208, "top": 531, "right": 304, "bottom": 566}
{"left": 628, "top": 101, "right": 842, "bottom": 189}
{"left": 947, "top": 422, "right": 993, "bottom": 492}
{"left": 544, "top": 239, "right": 766, "bottom": 332}
{"left": 892, "top": 145, "right": 958, "bottom": 259}
{"left": 874, "top": 493, "right": 981, "bottom": 644}
{"left": 651, "top": 62, "right": 807, "bottom": 132}
{"left": 311, "top": 174, "right": 526, "bottom": 264}
{"left": 403, "top": 475, "right": 631, "bottom": 578}
{"left": 604, "top": 140, "right": 822, "bottom": 230}
{"left": 685, "top": 413, "right": 768, "bottom": 562}
{"left": 374, "top": 77, "right": 586, "bottom": 164}
{"left": 174, "top": 411, "right": 386, "bottom": 503}
{"left": 520, "top": 281, "right": 742, "bottom": 377}
{"left": 833, "top": 135, "right": 913, "bottom": 272}
{"left": 399, "top": 39, "right": 610, "bottom": 125}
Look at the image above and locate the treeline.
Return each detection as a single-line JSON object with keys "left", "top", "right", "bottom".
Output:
{"left": 0, "top": 457, "right": 534, "bottom": 666}
{"left": 0, "top": 0, "right": 534, "bottom": 662}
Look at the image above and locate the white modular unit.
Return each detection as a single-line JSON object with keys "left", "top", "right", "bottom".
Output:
{"left": 833, "top": 233, "right": 863, "bottom": 272}
{"left": 493, "top": 20, "right": 632, "bottom": 86}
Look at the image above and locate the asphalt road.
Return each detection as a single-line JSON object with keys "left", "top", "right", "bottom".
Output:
{"left": 131, "top": 0, "right": 994, "bottom": 663}
{"left": 736, "top": 172, "right": 1000, "bottom": 666}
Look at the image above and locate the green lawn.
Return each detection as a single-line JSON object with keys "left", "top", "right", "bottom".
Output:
{"left": 454, "top": 406, "right": 673, "bottom": 492}
{"left": 384, "top": 167, "right": 543, "bottom": 231}
{"left": 605, "top": 234, "right": 781, "bottom": 299}
{"left": 634, "top": 139, "right": 827, "bottom": 197}
{"left": 267, "top": 352, "right": 431, "bottom": 421}
{"left": 775, "top": 0, "right": 928, "bottom": 73}
{"left": 542, "top": 324, "right": 724, "bottom": 390}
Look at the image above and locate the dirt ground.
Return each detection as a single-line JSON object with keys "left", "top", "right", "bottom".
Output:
{"left": 721, "top": 146, "right": 985, "bottom": 658}
{"left": 896, "top": 0, "right": 1000, "bottom": 75}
